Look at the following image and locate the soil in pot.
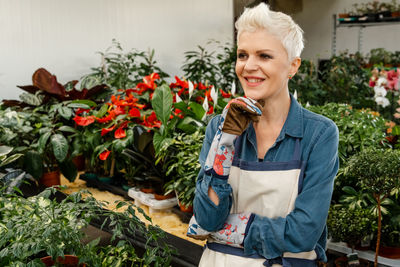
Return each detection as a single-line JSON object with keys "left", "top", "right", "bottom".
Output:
{"left": 154, "top": 192, "right": 175, "bottom": 200}
{"left": 41, "top": 255, "right": 86, "bottom": 267}
{"left": 178, "top": 201, "right": 193, "bottom": 213}
{"left": 379, "top": 245, "right": 400, "bottom": 259}
{"left": 39, "top": 170, "right": 61, "bottom": 187}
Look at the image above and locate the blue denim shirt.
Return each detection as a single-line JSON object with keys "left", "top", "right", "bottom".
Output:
{"left": 193, "top": 94, "right": 339, "bottom": 262}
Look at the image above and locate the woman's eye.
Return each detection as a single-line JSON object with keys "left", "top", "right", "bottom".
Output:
{"left": 260, "top": 53, "right": 272, "bottom": 60}
{"left": 237, "top": 53, "right": 247, "bottom": 59}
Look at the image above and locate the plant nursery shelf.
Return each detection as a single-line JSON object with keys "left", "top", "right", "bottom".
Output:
{"left": 327, "top": 241, "right": 400, "bottom": 266}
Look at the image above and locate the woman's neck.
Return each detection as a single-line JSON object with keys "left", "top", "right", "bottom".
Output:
{"left": 258, "top": 91, "right": 291, "bottom": 127}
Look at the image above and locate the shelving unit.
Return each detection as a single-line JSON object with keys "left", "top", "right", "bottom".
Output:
{"left": 327, "top": 241, "right": 400, "bottom": 266}
{"left": 332, "top": 14, "right": 400, "bottom": 56}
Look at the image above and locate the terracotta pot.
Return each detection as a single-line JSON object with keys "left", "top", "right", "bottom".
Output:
{"left": 39, "top": 170, "right": 61, "bottom": 187}
{"left": 72, "top": 155, "right": 85, "bottom": 171}
{"left": 338, "top": 13, "right": 349, "bottom": 18}
{"left": 392, "top": 11, "right": 400, "bottom": 18}
{"left": 140, "top": 187, "right": 155, "bottom": 194}
{"left": 379, "top": 245, "right": 400, "bottom": 259}
{"left": 334, "top": 256, "right": 347, "bottom": 267}
{"left": 154, "top": 192, "right": 175, "bottom": 200}
{"left": 41, "top": 255, "right": 86, "bottom": 267}
{"left": 178, "top": 201, "right": 193, "bottom": 213}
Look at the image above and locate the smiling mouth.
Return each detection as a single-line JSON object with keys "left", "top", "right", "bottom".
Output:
{"left": 244, "top": 77, "right": 265, "bottom": 84}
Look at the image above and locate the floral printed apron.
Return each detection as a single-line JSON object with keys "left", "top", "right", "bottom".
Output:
{"left": 198, "top": 136, "right": 317, "bottom": 267}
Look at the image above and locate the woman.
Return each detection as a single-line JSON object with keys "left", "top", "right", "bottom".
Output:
{"left": 188, "top": 3, "right": 339, "bottom": 267}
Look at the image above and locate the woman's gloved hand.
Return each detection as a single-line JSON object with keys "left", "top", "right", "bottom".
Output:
{"left": 204, "top": 97, "right": 264, "bottom": 177}
{"left": 187, "top": 212, "right": 254, "bottom": 247}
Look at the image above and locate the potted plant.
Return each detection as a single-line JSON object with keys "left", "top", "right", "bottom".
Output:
{"left": 344, "top": 147, "right": 400, "bottom": 266}
{"left": 327, "top": 205, "right": 377, "bottom": 265}
{"left": 0, "top": 186, "right": 173, "bottom": 266}
{"left": 156, "top": 131, "right": 204, "bottom": 213}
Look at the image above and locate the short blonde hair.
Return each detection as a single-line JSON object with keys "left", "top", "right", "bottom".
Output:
{"left": 235, "top": 3, "right": 304, "bottom": 61}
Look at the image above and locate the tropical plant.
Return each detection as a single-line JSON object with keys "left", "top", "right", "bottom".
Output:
{"left": 157, "top": 131, "right": 204, "bottom": 208}
{"left": 343, "top": 148, "right": 400, "bottom": 266}
{"left": 0, "top": 187, "right": 173, "bottom": 266}
{"left": 83, "top": 39, "right": 169, "bottom": 92}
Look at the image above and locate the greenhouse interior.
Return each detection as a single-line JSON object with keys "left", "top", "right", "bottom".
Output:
{"left": 1, "top": 0, "right": 400, "bottom": 266}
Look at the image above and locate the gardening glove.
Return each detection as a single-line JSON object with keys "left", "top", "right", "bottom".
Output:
{"left": 204, "top": 97, "right": 264, "bottom": 177}
{"left": 186, "top": 215, "right": 211, "bottom": 240}
{"left": 209, "top": 212, "right": 254, "bottom": 248}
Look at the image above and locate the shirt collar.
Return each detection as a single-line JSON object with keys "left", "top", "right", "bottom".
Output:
{"left": 246, "top": 93, "right": 303, "bottom": 145}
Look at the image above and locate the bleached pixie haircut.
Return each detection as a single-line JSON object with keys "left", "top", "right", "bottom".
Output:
{"left": 235, "top": 3, "right": 304, "bottom": 62}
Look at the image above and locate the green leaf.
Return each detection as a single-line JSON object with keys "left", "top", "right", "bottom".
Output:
{"left": 0, "top": 146, "right": 13, "bottom": 157}
{"left": 188, "top": 102, "right": 206, "bottom": 121}
{"left": 71, "top": 99, "right": 97, "bottom": 107}
{"left": 58, "top": 106, "right": 72, "bottom": 120}
{"left": 151, "top": 84, "right": 172, "bottom": 126}
{"left": 24, "top": 150, "right": 43, "bottom": 179}
{"left": 66, "top": 103, "right": 91, "bottom": 109}
{"left": 59, "top": 158, "right": 77, "bottom": 182}
{"left": 38, "top": 132, "right": 52, "bottom": 153}
{"left": 58, "top": 126, "right": 79, "bottom": 134}
{"left": 95, "top": 104, "right": 109, "bottom": 118}
{"left": 176, "top": 117, "right": 199, "bottom": 134}
{"left": 19, "top": 92, "right": 42, "bottom": 106}
{"left": 0, "top": 153, "right": 23, "bottom": 167}
{"left": 50, "top": 134, "right": 69, "bottom": 162}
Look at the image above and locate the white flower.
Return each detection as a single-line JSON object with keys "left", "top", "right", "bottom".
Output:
{"left": 175, "top": 93, "right": 182, "bottom": 103}
{"left": 374, "top": 86, "right": 387, "bottom": 98}
{"left": 293, "top": 90, "right": 298, "bottom": 100}
{"left": 210, "top": 86, "right": 218, "bottom": 107}
{"left": 305, "top": 101, "right": 310, "bottom": 107}
{"left": 231, "top": 81, "right": 236, "bottom": 96}
{"left": 188, "top": 80, "right": 194, "bottom": 99}
{"left": 377, "top": 77, "right": 387, "bottom": 87}
{"left": 375, "top": 96, "right": 390, "bottom": 108}
{"left": 202, "top": 96, "right": 209, "bottom": 121}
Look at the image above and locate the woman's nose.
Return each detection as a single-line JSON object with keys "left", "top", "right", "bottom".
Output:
{"left": 243, "top": 56, "right": 259, "bottom": 71}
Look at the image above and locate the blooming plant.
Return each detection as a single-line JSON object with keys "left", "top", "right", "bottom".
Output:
{"left": 369, "top": 67, "right": 400, "bottom": 109}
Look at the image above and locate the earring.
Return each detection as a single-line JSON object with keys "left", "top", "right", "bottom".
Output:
{"left": 288, "top": 74, "right": 293, "bottom": 79}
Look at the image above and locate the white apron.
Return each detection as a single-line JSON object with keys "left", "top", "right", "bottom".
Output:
{"left": 198, "top": 137, "right": 317, "bottom": 267}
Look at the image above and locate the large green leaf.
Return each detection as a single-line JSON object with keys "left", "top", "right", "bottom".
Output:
{"left": 95, "top": 104, "right": 108, "bottom": 118}
{"left": 38, "top": 132, "right": 52, "bottom": 153}
{"left": 24, "top": 150, "right": 43, "bottom": 179}
{"left": 66, "top": 103, "right": 90, "bottom": 109}
{"left": 0, "top": 153, "right": 23, "bottom": 167}
{"left": 189, "top": 102, "right": 206, "bottom": 121}
{"left": 59, "top": 158, "right": 77, "bottom": 182}
{"left": 58, "top": 126, "right": 78, "bottom": 134}
{"left": 153, "top": 132, "right": 172, "bottom": 155}
{"left": 177, "top": 117, "right": 199, "bottom": 134}
{"left": 0, "top": 146, "right": 13, "bottom": 157}
{"left": 71, "top": 99, "right": 97, "bottom": 108}
{"left": 58, "top": 106, "right": 72, "bottom": 120}
{"left": 50, "top": 134, "right": 68, "bottom": 162}
{"left": 19, "top": 92, "right": 43, "bottom": 106}
{"left": 151, "top": 84, "right": 172, "bottom": 126}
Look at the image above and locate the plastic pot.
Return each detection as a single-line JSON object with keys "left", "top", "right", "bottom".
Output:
{"left": 39, "top": 170, "right": 61, "bottom": 187}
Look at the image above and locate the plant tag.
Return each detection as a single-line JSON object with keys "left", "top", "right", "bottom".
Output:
{"left": 347, "top": 252, "right": 360, "bottom": 266}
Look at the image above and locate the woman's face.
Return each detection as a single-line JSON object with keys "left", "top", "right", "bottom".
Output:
{"left": 235, "top": 29, "right": 298, "bottom": 101}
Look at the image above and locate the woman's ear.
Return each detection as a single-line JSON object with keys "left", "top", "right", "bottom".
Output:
{"left": 289, "top": 57, "right": 301, "bottom": 76}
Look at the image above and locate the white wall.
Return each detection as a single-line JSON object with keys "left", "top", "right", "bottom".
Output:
{"left": 291, "top": 0, "right": 400, "bottom": 62}
{"left": 0, "top": 0, "right": 233, "bottom": 100}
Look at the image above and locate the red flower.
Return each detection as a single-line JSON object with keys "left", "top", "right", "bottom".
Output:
{"left": 114, "top": 105, "right": 125, "bottom": 116}
{"left": 101, "top": 125, "right": 116, "bottom": 136}
{"left": 142, "top": 111, "right": 161, "bottom": 128}
{"left": 174, "top": 108, "right": 184, "bottom": 119}
{"left": 136, "top": 73, "right": 160, "bottom": 94}
{"left": 170, "top": 76, "right": 188, "bottom": 89}
{"left": 207, "top": 105, "right": 214, "bottom": 115}
{"left": 114, "top": 127, "right": 126, "bottom": 139}
{"left": 99, "top": 150, "right": 111, "bottom": 160}
{"left": 75, "top": 108, "right": 90, "bottom": 115}
{"left": 197, "top": 82, "right": 208, "bottom": 90}
{"left": 73, "top": 115, "right": 95, "bottom": 126}
{"left": 129, "top": 107, "right": 141, "bottom": 117}
{"left": 97, "top": 112, "right": 115, "bottom": 123}
{"left": 219, "top": 88, "right": 232, "bottom": 98}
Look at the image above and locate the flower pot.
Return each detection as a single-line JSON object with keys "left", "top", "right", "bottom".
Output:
{"left": 41, "top": 255, "right": 86, "bottom": 267}
{"left": 154, "top": 192, "right": 175, "bottom": 200}
{"left": 140, "top": 187, "right": 155, "bottom": 194}
{"left": 72, "top": 155, "right": 85, "bottom": 171}
{"left": 379, "top": 245, "right": 400, "bottom": 259}
{"left": 392, "top": 11, "right": 400, "bottom": 18}
{"left": 338, "top": 13, "right": 349, "bottom": 18}
{"left": 98, "top": 176, "right": 113, "bottom": 184}
{"left": 334, "top": 256, "right": 347, "bottom": 267}
{"left": 39, "top": 170, "right": 61, "bottom": 187}
{"left": 79, "top": 172, "right": 98, "bottom": 181}
{"left": 178, "top": 201, "right": 193, "bottom": 213}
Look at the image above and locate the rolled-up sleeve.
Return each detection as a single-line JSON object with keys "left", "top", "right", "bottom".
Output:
{"left": 193, "top": 115, "right": 233, "bottom": 232}
{"left": 243, "top": 121, "right": 339, "bottom": 260}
